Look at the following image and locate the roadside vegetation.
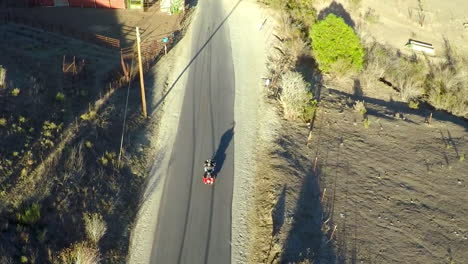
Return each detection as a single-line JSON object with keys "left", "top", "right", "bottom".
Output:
{"left": 361, "top": 40, "right": 468, "bottom": 118}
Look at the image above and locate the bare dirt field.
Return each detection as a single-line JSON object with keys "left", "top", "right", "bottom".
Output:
{"left": 250, "top": 85, "right": 468, "bottom": 264}
{"left": 0, "top": 6, "right": 182, "bottom": 263}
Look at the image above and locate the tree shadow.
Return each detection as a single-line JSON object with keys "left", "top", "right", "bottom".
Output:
{"left": 268, "top": 128, "right": 337, "bottom": 263}
{"left": 318, "top": 1, "right": 355, "bottom": 28}
{"left": 281, "top": 163, "right": 337, "bottom": 263}
{"left": 213, "top": 124, "right": 235, "bottom": 175}
{"left": 296, "top": 55, "right": 324, "bottom": 135}
{"left": 297, "top": 55, "right": 323, "bottom": 102}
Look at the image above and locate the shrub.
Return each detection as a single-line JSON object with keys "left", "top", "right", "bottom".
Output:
{"left": 99, "top": 151, "right": 117, "bottom": 167}
{"left": 17, "top": 203, "right": 41, "bottom": 225}
{"left": 360, "top": 42, "right": 393, "bottom": 90}
{"left": 83, "top": 213, "right": 107, "bottom": 244}
{"left": 279, "top": 71, "right": 313, "bottom": 120}
{"left": 409, "top": 100, "right": 419, "bottom": 109}
{"left": 85, "top": 141, "right": 93, "bottom": 149}
{"left": 393, "top": 59, "right": 426, "bottom": 102}
{"left": 261, "top": 0, "right": 317, "bottom": 27}
{"left": 363, "top": 117, "right": 371, "bottom": 129}
{"left": 20, "top": 256, "right": 28, "bottom": 263}
{"left": 170, "top": 0, "right": 183, "bottom": 14}
{"left": 39, "top": 121, "right": 63, "bottom": 149}
{"left": 302, "top": 99, "right": 318, "bottom": 122}
{"left": 310, "top": 14, "right": 364, "bottom": 74}
{"left": 80, "top": 110, "right": 97, "bottom": 121}
{"left": 0, "top": 65, "right": 6, "bottom": 88}
{"left": 286, "top": 0, "right": 317, "bottom": 28}
{"left": 55, "top": 92, "right": 65, "bottom": 102}
{"left": 11, "top": 88, "right": 20, "bottom": 96}
{"left": 57, "top": 242, "right": 100, "bottom": 264}
{"left": 353, "top": 100, "right": 367, "bottom": 116}
{"left": 0, "top": 118, "right": 6, "bottom": 127}
{"left": 425, "top": 65, "right": 468, "bottom": 117}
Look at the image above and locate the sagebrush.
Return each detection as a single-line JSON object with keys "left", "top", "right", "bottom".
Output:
{"left": 83, "top": 213, "right": 107, "bottom": 244}
{"left": 279, "top": 71, "right": 314, "bottom": 121}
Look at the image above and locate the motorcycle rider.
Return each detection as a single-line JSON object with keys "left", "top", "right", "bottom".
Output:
{"left": 204, "top": 159, "right": 215, "bottom": 174}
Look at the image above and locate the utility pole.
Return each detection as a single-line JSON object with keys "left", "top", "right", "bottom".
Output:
{"left": 136, "top": 27, "right": 147, "bottom": 118}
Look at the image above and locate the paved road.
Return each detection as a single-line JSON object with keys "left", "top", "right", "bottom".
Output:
{"left": 151, "top": 0, "right": 235, "bottom": 263}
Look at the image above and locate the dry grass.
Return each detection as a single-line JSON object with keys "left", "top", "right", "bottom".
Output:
{"left": 279, "top": 71, "right": 312, "bottom": 120}
{"left": 266, "top": 13, "right": 308, "bottom": 93}
{"left": 64, "top": 143, "right": 85, "bottom": 183}
{"left": 359, "top": 41, "right": 391, "bottom": 90}
{"left": 57, "top": 242, "right": 100, "bottom": 264}
{"left": 426, "top": 65, "right": 468, "bottom": 117}
{"left": 393, "top": 60, "right": 425, "bottom": 102}
{"left": 83, "top": 213, "right": 107, "bottom": 244}
{"left": 0, "top": 65, "right": 6, "bottom": 88}
{"left": 361, "top": 41, "right": 426, "bottom": 102}
{"left": 353, "top": 100, "right": 367, "bottom": 116}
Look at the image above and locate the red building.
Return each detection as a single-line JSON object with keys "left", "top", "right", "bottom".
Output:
{"left": 29, "top": 0, "right": 126, "bottom": 8}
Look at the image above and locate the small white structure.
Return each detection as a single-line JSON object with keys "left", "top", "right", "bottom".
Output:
{"left": 406, "top": 39, "right": 435, "bottom": 55}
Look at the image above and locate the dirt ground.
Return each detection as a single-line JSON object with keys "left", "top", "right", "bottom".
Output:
{"left": 250, "top": 85, "right": 468, "bottom": 264}
{"left": 0, "top": 6, "right": 182, "bottom": 263}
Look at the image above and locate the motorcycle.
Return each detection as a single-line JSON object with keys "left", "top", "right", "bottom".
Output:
{"left": 203, "top": 159, "right": 216, "bottom": 185}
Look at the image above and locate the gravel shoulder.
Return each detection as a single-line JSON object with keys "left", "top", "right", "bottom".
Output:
{"left": 221, "top": 0, "right": 274, "bottom": 262}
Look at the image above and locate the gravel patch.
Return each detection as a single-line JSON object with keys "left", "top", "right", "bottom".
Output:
{"left": 222, "top": 0, "right": 276, "bottom": 262}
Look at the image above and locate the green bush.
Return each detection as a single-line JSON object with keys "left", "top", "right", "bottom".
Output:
{"left": 302, "top": 99, "right": 318, "bottom": 122}
{"left": 409, "top": 100, "right": 419, "bottom": 109}
{"left": 170, "top": 0, "right": 183, "bottom": 14}
{"left": 55, "top": 92, "right": 65, "bottom": 102}
{"left": 310, "top": 14, "right": 364, "bottom": 74}
{"left": 363, "top": 117, "right": 371, "bottom": 129}
{"left": 17, "top": 203, "right": 41, "bottom": 225}
{"left": 11, "top": 88, "right": 20, "bottom": 96}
